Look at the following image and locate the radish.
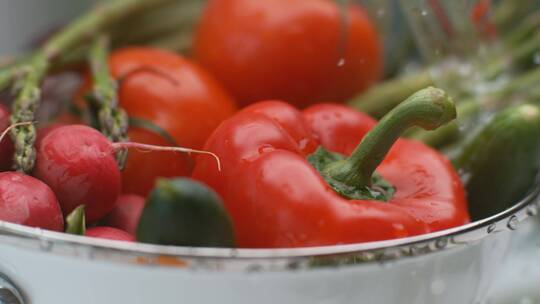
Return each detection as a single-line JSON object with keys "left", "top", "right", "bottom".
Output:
{"left": 85, "top": 227, "right": 135, "bottom": 242}
{"left": 66, "top": 205, "right": 135, "bottom": 242}
{"left": 0, "top": 172, "right": 63, "bottom": 231}
{"left": 0, "top": 104, "right": 14, "bottom": 171}
{"left": 104, "top": 194, "right": 145, "bottom": 235}
{"left": 36, "top": 123, "right": 66, "bottom": 144}
{"left": 34, "top": 125, "right": 122, "bottom": 223}
{"left": 34, "top": 125, "right": 220, "bottom": 223}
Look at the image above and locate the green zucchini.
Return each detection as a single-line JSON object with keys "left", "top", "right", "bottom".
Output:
{"left": 137, "top": 178, "right": 235, "bottom": 247}
{"left": 454, "top": 104, "right": 540, "bottom": 220}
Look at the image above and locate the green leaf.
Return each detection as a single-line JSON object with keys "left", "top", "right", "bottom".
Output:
{"left": 65, "top": 205, "right": 86, "bottom": 235}
{"left": 307, "top": 146, "right": 395, "bottom": 201}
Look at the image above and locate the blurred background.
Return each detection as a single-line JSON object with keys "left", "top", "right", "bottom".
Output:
{"left": 0, "top": 0, "right": 94, "bottom": 54}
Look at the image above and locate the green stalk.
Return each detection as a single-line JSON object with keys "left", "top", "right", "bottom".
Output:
{"left": 497, "top": 67, "right": 540, "bottom": 97}
{"left": 503, "top": 11, "right": 540, "bottom": 47}
{"left": 10, "top": 55, "right": 49, "bottom": 172}
{"left": 89, "top": 35, "right": 129, "bottom": 169}
{"left": 147, "top": 31, "right": 195, "bottom": 54}
{"left": 408, "top": 67, "right": 540, "bottom": 148}
{"left": 483, "top": 31, "right": 540, "bottom": 79}
{"left": 493, "top": 0, "right": 540, "bottom": 31}
{"left": 40, "top": 0, "right": 177, "bottom": 59}
{"left": 9, "top": 0, "right": 176, "bottom": 172}
{"left": 0, "top": 64, "right": 21, "bottom": 92}
{"left": 348, "top": 71, "right": 433, "bottom": 119}
{"left": 110, "top": 0, "right": 203, "bottom": 47}
{"left": 326, "top": 87, "right": 456, "bottom": 188}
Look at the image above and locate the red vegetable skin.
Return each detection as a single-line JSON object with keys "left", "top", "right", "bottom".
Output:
{"left": 86, "top": 227, "right": 135, "bottom": 242}
{"left": 303, "top": 103, "right": 376, "bottom": 154}
{"left": 0, "top": 172, "right": 64, "bottom": 231}
{"left": 104, "top": 47, "right": 237, "bottom": 196}
{"left": 36, "top": 123, "right": 66, "bottom": 146}
{"left": 33, "top": 125, "right": 121, "bottom": 223}
{"left": 194, "top": 0, "right": 383, "bottom": 107}
{"left": 104, "top": 194, "right": 145, "bottom": 236}
{"left": 193, "top": 97, "right": 469, "bottom": 248}
{"left": 471, "top": 0, "right": 497, "bottom": 39}
{"left": 0, "top": 104, "right": 14, "bottom": 171}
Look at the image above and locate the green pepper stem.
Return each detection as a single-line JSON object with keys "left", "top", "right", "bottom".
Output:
{"left": 325, "top": 87, "right": 456, "bottom": 188}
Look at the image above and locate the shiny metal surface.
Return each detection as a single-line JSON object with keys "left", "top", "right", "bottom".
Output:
{"left": 0, "top": 274, "right": 24, "bottom": 304}
{"left": 0, "top": 184, "right": 537, "bottom": 271}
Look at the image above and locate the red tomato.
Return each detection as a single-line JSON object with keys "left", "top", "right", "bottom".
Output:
{"left": 122, "top": 127, "right": 192, "bottom": 195}
{"left": 471, "top": 0, "right": 497, "bottom": 38}
{"left": 77, "top": 47, "right": 237, "bottom": 196}
{"left": 194, "top": 0, "right": 383, "bottom": 107}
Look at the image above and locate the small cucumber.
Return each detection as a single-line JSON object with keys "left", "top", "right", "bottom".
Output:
{"left": 454, "top": 104, "right": 540, "bottom": 220}
{"left": 137, "top": 178, "right": 234, "bottom": 247}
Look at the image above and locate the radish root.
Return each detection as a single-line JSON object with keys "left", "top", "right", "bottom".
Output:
{"left": 111, "top": 142, "right": 222, "bottom": 172}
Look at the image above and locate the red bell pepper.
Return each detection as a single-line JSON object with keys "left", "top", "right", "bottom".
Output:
{"left": 193, "top": 87, "right": 470, "bottom": 248}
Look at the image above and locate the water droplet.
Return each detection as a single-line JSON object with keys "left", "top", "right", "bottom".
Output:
{"left": 408, "top": 245, "right": 420, "bottom": 256}
{"left": 507, "top": 215, "right": 518, "bottom": 230}
{"left": 421, "top": 10, "right": 428, "bottom": 16}
{"left": 376, "top": 9, "right": 386, "bottom": 17}
{"left": 534, "top": 52, "right": 540, "bottom": 65}
{"left": 487, "top": 223, "right": 496, "bottom": 233}
{"left": 39, "top": 238, "right": 53, "bottom": 252}
{"left": 458, "top": 64, "right": 472, "bottom": 76}
{"left": 457, "top": 168, "right": 472, "bottom": 184}
{"left": 247, "top": 264, "right": 263, "bottom": 272}
{"left": 362, "top": 252, "right": 375, "bottom": 261}
{"left": 520, "top": 297, "right": 533, "bottom": 304}
{"left": 430, "top": 279, "right": 446, "bottom": 295}
{"left": 527, "top": 205, "right": 538, "bottom": 217}
{"left": 258, "top": 145, "right": 274, "bottom": 155}
{"left": 435, "top": 238, "right": 448, "bottom": 249}
{"left": 337, "top": 58, "right": 346, "bottom": 67}
{"left": 287, "top": 261, "right": 301, "bottom": 270}
{"left": 83, "top": 247, "right": 95, "bottom": 260}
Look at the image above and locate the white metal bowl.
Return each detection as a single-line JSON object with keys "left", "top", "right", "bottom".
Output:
{"left": 0, "top": 185, "right": 537, "bottom": 304}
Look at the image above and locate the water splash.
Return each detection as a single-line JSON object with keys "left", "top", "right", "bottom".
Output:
{"left": 487, "top": 223, "right": 496, "bottom": 233}
{"left": 507, "top": 215, "right": 519, "bottom": 230}
{"left": 534, "top": 52, "right": 540, "bottom": 65}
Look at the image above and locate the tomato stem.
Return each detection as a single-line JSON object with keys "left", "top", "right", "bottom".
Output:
{"left": 325, "top": 87, "right": 456, "bottom": 188}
